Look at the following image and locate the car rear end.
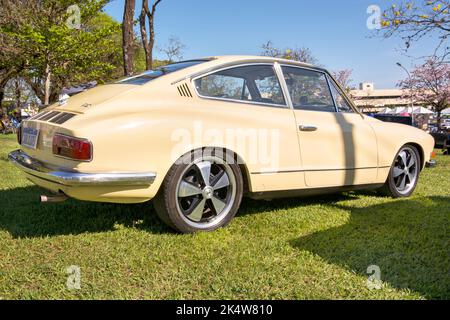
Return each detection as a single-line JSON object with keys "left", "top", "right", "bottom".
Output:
{"left": 9, "top": 108, "right": 157, "bottom": 203}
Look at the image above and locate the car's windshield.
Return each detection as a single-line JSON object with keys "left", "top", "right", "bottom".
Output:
{"left": 116, "top": 60, "right": 209, "bottom": 85}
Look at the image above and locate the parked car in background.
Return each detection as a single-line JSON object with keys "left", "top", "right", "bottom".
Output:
{"left": 427, "top": 123, "right": 440, "bottom": 133}
{"left": 9, "top": 56, "right": 436, "bottom": 233}
{"left": 430, "top": 128, "right": 450, "bottom": 155}
{"left": 441, "top": 118, "right": 450, "bottom": 130}
{"left": 373, "top": 114, "right": 413, "bottom": 126}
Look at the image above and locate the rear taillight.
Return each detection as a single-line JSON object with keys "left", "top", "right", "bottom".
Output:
{"left": 52, "top": 134, "right": 92, "bottom": 161}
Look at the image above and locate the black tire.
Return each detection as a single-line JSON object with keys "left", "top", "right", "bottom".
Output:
{"left": 153, "top": 149, "right": 243, "bottom": 233}
{"left": 378, "top": 144, "right": 421, "bottom": 198}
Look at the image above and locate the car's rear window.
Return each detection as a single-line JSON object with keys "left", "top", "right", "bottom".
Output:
{"left": 117, "top": 60, "right": 209, "bottom": 85}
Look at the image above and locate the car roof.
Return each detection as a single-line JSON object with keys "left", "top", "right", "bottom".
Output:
{"left": 167, "top": 55, "right": 327, "bottom": 85}
{"left": 198, "top": 55, "right": 319, "bottom": 69}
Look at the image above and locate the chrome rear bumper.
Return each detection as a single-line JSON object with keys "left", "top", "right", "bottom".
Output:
{"left": 8, "top": 149, "right": 156, "bottom": 187}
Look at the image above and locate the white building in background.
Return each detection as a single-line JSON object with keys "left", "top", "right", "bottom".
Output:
{"left": 351, "top": 82, "right": 412, "bottom": 112}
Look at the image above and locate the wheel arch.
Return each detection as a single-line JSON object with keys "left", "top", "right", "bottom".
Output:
{"left": 406, "top": 142, "right": 425, "bottom": 170}
{"left": 387, "top": 142, "right": 425, "bottom": 173}
{"left": 158, "top": 146, "right": 252, "bottom": 194}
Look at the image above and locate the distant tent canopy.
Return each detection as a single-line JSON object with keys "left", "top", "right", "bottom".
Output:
{"left": 378, "top": 106, "right": 433, "bottom": 115}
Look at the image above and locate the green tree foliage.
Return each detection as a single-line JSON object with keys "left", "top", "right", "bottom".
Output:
{"left": 0, "top": 1, "right": 27, "bottom": 106}
{"left": 1, "top": 0, "right": 122, "bottom": 105}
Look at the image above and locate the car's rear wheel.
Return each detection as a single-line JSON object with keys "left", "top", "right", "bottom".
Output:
{"left": 154, "top": 150, "right": 243, "bottom": 233}
{"left": 379, "top": 145, "right": 421, "bottom": 198}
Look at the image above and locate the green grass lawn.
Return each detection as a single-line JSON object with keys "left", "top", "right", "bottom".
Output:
{"left": 0, "top": 133, "right": 449, "bottom": 299}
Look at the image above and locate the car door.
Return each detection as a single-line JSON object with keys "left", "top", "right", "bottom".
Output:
{"left": 280, "top": 65, "right": 378, "bottom": 187}
{"left": 193, "top": 63, "right": 305, "bottom": 192}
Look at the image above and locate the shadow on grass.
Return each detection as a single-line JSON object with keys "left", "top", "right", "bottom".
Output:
{"left": 238, "top": 193, "right": 359, "bottom": 217}
{"left": 2, "top": 186, "right": 449, "bottom": 299}
{"left": 0, "top": 186, "right": 170, "bottom": 237}
{"left": 290, "top": 196, "right": 450, "bottom": 299}
{"left": 0, "top": 184, "right": 379, "bottom": 238}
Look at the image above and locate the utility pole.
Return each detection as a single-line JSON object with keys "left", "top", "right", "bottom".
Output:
{"left": 396, "top": 62, "right": 415, "bottom": 126}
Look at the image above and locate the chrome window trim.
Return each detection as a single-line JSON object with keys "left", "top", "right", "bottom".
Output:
{"left": 325, "top": 74, "right": 339, "bottom": 113}
{"left": 326, "top": 74, "right": 361, "bottom": 115}
{"left": 189, "top": 94, "right": 289, "bottom": 109}
{"left": 172, "top": 58, "right": 318, "bottom": 85}
{"left": 279, "top": 63, "right": 329, "bottom": 75}
{"left": 172, "top": 61, "right": 270, "bottom": 85}
{"left": 279, "top": 64, "right": 338, "bottom": 113}
{"left": 274, "top": 62, "right": 293, "bottom": 110}
{"left": 191, "top": 62, "right": 289, "bottom": 109}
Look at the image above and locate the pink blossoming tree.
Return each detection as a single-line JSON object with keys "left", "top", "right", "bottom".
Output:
{"left": 398, "top": 58, "right": 450, "bottom": 129}
{"left": 332, "top": 69, "right": 353, "bottom": 92}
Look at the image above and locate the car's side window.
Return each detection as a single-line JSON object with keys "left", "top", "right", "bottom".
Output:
{"left": 194, "top": 65, "right": 286, "bottom": 106}
{"left": 253, "top": 74, "right": 285, "bottom": 105}
{"left": 282, "top": 66, "right": 335, "bottom": 112}
{"left": 328, "top": 76, "right": 354, "bottom": 113}
{"left": 196, "top": 74, "right": 250, "bottom": 101}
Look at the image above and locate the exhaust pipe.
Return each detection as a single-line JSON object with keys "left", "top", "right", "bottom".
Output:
{"left": 40, "top": 193, "right": 68, "bottom": 203}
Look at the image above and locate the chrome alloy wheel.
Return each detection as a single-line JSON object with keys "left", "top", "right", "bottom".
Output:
{"left": 175, "top": 156, "right": 236, "bottom": 228}
{"left": 392, "top": 147, "right": 419, "bottom": 195}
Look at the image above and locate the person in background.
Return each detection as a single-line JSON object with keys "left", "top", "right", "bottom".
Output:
{"left": 0, "top": 113, "right": 4, "bottom": 133}
{"left": 10, "top": 111, "right": 21, "bottom": 129}
{"left": 1, "top": 113, "right": 13, "bottom": 134}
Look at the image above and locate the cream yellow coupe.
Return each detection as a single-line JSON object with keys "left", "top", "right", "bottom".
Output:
{"left": 9, "top": 56, "right": 435, "bottom": 233}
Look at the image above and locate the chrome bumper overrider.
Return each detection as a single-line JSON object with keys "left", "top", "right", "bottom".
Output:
{"left": 8, "top": 149, "right": 156, "bottom": 187}
{"left": 426, "top": 160, "right": 437, "bottom": 168}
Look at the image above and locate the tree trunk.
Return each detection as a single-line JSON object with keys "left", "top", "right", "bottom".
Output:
{"left": 139, "top": 0, "right": 161, "bottom": 71}
{"left": 148, "top": 11, "right": 155, "bottom": 70}
{"left": 0, "top": 85, "right": 4, "bottom": 110}
{"left": 139, "top": 8, "right": 152, "bottom": 70}
{"left": 44, "top": 64, "right": 51, "bottom": 106}
{"left": 122, "top": 0, "right": 136, "bottom": 76}
{"left": 23, "top": 76, "right": 46, "bottom": 108}
{"left": 436, "top": 109, "right": 442, "bottom": 131}
{"left": 14, "top": 79, "right": 21, "bottom": 109}
{"left": 49, "top": 87, "right": 60, "bottom": 105}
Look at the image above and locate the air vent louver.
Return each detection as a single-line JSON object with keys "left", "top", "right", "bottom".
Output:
{"left": 49, "top": 112, "right": 76, "bottom": 124}
{"left": 29, "top": 111, "right": 76, "bottom": 124}
{"left": 39, "top": 111, "right": 60, "bottom": 121}
{"left": 33, "top": 111, "right": 51, "bottom": 120}
{"left": 177, "top": 83, "right": 193, "bottom": 98}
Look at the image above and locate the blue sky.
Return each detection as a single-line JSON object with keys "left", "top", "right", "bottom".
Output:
{"left": 104, "top": 0, "right": 438, "bottom": 89}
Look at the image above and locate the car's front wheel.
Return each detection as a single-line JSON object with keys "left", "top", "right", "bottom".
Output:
{"left": 379, "top": 144, "right": 421, "bottom": 198}
{"left": 154, "top": 149, "right": 243, "bottom": 233}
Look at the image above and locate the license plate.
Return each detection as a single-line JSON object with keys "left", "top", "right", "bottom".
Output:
{"left": 21, "top": 127, "right": 39, "bottom": 149}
